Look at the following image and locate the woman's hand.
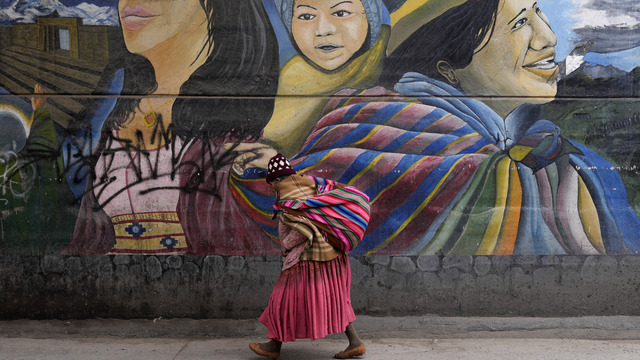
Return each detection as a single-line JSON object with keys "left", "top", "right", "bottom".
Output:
{"left": 224, "top": 142, "right": 278, "bottom": 176}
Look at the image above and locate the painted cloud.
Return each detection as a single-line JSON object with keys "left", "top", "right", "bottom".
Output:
{"left": 571, "top": 0, "right": 640, "bottom": 53}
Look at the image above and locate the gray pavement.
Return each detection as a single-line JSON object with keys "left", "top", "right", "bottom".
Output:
{"left": 2, "top": 316, "right": 640, "bottom": 359}
{"left": 3, "top": 337, "right": 640, "bottom": 360}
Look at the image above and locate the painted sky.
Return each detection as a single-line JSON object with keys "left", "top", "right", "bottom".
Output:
{"left": 0, "top": 0, "right": 115, "bottom": 6}
{"left": 540, "top": 0, "right": 639, "bottom": 71}
{"left": 0, "top": 0, "right": 115, "bottom": 8}
{"left": 59, "top": 0, "right": 115, "bottom": 6}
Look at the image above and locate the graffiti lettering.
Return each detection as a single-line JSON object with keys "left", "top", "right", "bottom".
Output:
{"left": 0, "top": 151, "right": 36, "bottom": 199}
{"left": 76, "top": 124, "right": 236, "bottom": 210}
{"left": 2, "top": 117, "right": 240, "bottom": 212}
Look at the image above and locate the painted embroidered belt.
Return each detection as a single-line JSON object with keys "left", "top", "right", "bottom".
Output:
{"left": 110, "top": 212, "right": 188, "bottom": 254}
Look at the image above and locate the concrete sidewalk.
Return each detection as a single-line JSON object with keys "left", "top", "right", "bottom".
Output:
{"left": 4, "top": 315, "right": 640, "bottom": 339}
{"left": 2, "top": 337, "right": 640, "bottom": 360}
{"left": 2, "top": 316, "right": 640, "bottom": 359}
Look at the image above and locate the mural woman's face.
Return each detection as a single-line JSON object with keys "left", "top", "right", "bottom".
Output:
{"left": 291, "top": 0, "right": 369, "bottom": 71}
{"left": 118, "top": 0, "right": 207, "bottom": 56}
{"left": 454, "top": 0, "right": 559, "bottom": 106}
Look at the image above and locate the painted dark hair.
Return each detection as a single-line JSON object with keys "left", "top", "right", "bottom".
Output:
{"left": 380, "top": 0, "right": 499, "bottom": 88}
{"left": 104, "top": 0, "right": 279, "bottom": 141}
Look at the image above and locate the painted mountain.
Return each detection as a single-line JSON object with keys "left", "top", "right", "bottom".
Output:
{"left": 558, "top": 62, "right": 640, "bottom": 98}
{"left": 0, "top": 0, "right": 118, "bottom": 26}
{"left": 566, "top": 62, "right": 629, "bottom": 80}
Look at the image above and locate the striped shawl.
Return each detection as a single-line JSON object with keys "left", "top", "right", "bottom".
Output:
{"left": 231, "top": 74, "right": 640, "bottom": 255}
{"left": 276, "top": 175, "right": 371, "bottom": 252}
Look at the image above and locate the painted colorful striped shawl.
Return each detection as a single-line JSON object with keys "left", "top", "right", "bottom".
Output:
{"left": 275, "top": 176, "right": 371, "bottom": 252}
{"left": 231, "top": 74, "right": 640, "bottom": 256}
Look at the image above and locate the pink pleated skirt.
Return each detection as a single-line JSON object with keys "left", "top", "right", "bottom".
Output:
{"left": 258, "top": 253, "right": 356, "bottom": 342}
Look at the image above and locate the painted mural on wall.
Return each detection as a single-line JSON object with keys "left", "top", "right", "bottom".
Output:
{"left": 0, "top": 0, "right": 638, "bottom": 256}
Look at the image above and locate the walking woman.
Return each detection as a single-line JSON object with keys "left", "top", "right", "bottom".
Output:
{"left": 250, "top": 154, "right": 370, "bottom": 359}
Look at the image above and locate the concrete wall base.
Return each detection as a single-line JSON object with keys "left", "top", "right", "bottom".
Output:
{"left": 1, "top": 255, "right": 639, "bottom": 319}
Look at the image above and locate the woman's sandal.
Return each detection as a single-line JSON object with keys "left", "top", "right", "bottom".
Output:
{"left": 249, "top": 342, "right": 280, "bottom": 360}
{"left": 334, "top": 343, "right": 366, "bottom": 359}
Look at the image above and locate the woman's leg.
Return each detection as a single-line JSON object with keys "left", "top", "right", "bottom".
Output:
{"left": 344, "top": 322, "right": 363, "bottom": 350}
{"left": 334, "top": 322, "right": 366, "bottom": 358}
{"left": 259, "top": 339, "right": 282, "bottom": 353}
{"left": 249, "top": 339, "right": 282, "bottom": 359}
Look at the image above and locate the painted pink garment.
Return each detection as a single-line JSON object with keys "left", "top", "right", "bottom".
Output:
{"left": 95, "top": 130, "right": 184, "bottom": 217}
{"left": 258, "top": 253, "right": 356, "bottom": 342}
{"left": 64, "top": 136, "right": 280, "bottom": 255}
{"left": 176, "top": 139, "right": 280, "bottom": 255}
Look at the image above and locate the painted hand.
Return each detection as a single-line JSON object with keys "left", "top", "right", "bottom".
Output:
{"left": 31, "top": 84, "right": 46, "bottom": 111}
{"left": 224, "top": 142, "right": 278, "bottom": 176}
